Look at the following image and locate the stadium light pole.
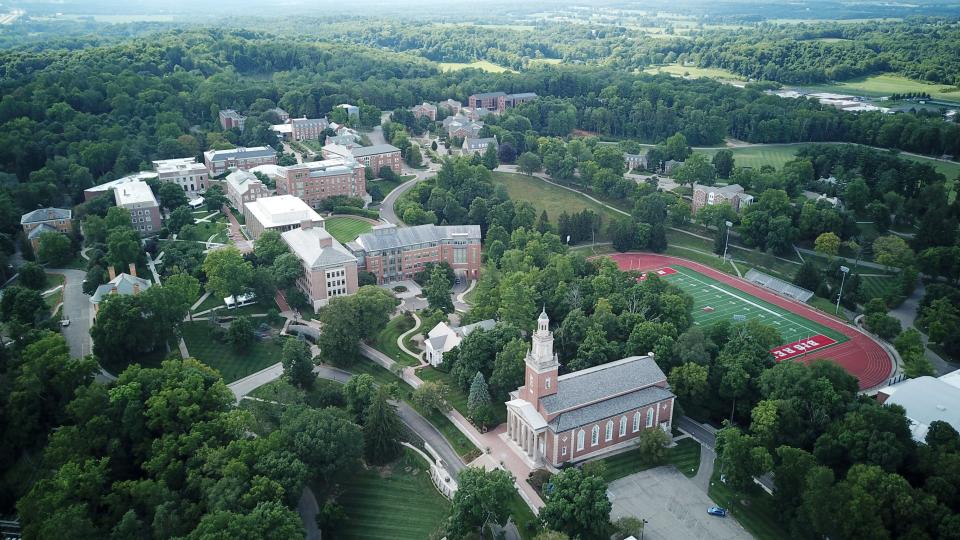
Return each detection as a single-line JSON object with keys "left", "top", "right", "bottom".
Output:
{"left": 722, "top": 221, "right": 733, "bottom": 261}
{"left": 836, "top": 265, "right": 850, "bottom": 315}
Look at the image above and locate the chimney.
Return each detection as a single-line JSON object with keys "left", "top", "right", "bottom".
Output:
{"left": 318, "top": 234, "right": 332, "bottom": 249}
{"left": 133, "top": 283, "right": 141, "bottom": 295}
{"left": 128, "top": 263, "right": 137, "bottom": 278}
{"left": 46, "top": 209, "right": 54, "bottom": 219}
{"left": 301, "top": 220, "right": 313, "bottom": 230}
{"left": 108, "top": 266, "right": 116, "bottom": 280}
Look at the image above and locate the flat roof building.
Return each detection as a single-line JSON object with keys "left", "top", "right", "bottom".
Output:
{"left": 243, "top": 195, "right": 325, "bottom": 239}
{"left": 349, "top": 223, "right": 481, "bottom": 284}
{"left": 204, "top": 146, "right": 277, "bottom": 176}
{"left": 113, "top": 180, "right": 161, "bottom": 235}
{"left": 277, "top": 157, "right": 366, "bottom": 208}
{"left": 153, "top": 157, "right": 208, "bottom": 196}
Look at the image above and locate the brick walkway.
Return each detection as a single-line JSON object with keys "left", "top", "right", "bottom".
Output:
{"left": 222, "top": 205, "right": 253, "bottom": 253}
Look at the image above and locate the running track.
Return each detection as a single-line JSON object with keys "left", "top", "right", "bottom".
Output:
{"left": 605, "top": 253, "right": 894, "bottom": 391}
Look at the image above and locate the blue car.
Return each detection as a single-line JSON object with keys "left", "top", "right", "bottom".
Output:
{"left": 707, "top": 506, "right": 728, "bottom": 517}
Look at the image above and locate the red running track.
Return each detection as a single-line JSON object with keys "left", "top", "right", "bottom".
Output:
{"left": 605, "top": 253, "right": 894, "bottom": 391}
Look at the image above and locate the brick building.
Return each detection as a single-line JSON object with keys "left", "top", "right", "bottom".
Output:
{"left": 462, "top": 137, "right": 498, "bottom": 155}
{"left": 277, "top": 157, "right": 366, "bottom": 208}
{"left": 281, "top": 221, "right": 359, "bottom": 309}
{"left": 271, "top": 117, "right": 329, "bottom": 141}
{"left": 21, "top": 207, "right": 72, "bottom": 251}
{"left": 218, "top": 109, "right": 246, "bottom": 131}
{"left": 204, "top": 147, "right": 277, "bottom": 176}
{"left": 243, "top": 195, "right": 325, "bottom": 239}
{"left": 268, "top": 107, "right": 290, "bottom": 122}
{"left": 468, "top": 92, "right": 538, "bottom": 113}
{"left": 691, "top": 184, "right": 754, "bottom": 214}
{"left": 153, "top": 157, "right": 208, "bottom": 197}
{"left": 224, "top": 170, "right": 270, "bottom": 210}
{"left": 505, "top": 310, "right": 675, "bottom": 467}
{"left": 440, "top": 99, "right": 462, "bottom": 116}
{"left": 348, "top": 223, "right": 481, "bottom": 284}
{"left": 322, "top": 143, "right": 402, "bottom": 175}
{"left": 113, "top": 180, "right": 161, "bottom": 235}
{"left": 411, "top": 102, "right": 438, "bottom": 121}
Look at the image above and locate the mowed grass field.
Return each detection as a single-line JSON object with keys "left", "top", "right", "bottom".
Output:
{"left": 797, "top": 73, "right": 960, "bottom": 102}
{"left": 643, "top": 63, "right": 746, "bottom": 82}
{"left": 180, "top": 321, "right": 283, "bottom": 383}
{"left": 660, "top": 266, "right": 847, "bottom": 346}
{"left": 438, "top": 60, "right": 512, "bottom": 73}
{"left": 490, "top": 172, "right": 625, "bottom": 238}
{"left": 334, "top": 450, "right": 451, "bottom": 540}
{"left": 325, "top": 216, "right": 373, "bottom": 243}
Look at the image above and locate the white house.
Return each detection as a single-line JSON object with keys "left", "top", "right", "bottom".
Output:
{"left": 424, "top": 319, "right": 496, "bottom": 367}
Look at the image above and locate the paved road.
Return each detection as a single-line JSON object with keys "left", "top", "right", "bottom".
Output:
{"left": 48, "top": 269, "right": 92, "bottom": 358}
{"left": 888, "top": 280, "right": 956, "bottom": 375}
{"left": 229, "top": 362, "right": 285, "bottom": 400}
{"left": 608, "top": 467, "right": 751, "bottom": 540}
{"left": 677, "top": 416, "right": 717, "bottom": 448}
{"left": 315, "top": 364, "right": 466, "bottom": 474}
{"left": 297, "top": 488, "right": 320, "bottom": 540}
{"left": 379, "top": 164, "right": 438, "bottom": 225}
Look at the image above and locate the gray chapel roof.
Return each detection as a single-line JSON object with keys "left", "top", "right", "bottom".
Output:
{"left": 548, "top": 385, "right": 674, "bottom": 432}
{"left": 539, "top": 355, "right": 668, "bottom": 414}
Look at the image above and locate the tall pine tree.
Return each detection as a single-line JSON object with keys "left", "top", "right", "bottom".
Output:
{"left": 467, "top": 372, "right": 493, "bottom": 427}
{"left": 363, "top": 387, "right": 402, "bottom": 465}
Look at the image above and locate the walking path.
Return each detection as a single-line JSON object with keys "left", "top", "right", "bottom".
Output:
{"left": 454, "top": 279, "right": 477, "bottom": 312}
{"left": 887, "top": 281, "right": 955, "bottom": 375}
{"left": 396, "top": 311, "right": 424, "bottom": 365}
{"left": 222, "top": 205, "right": 253, "bottom": 252}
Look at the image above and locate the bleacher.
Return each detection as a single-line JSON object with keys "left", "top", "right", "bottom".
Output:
{"left": 745, "top": 269, "right": 814, "bottom": 302}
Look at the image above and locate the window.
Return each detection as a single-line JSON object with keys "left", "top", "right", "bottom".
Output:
{"left": 576, "top": 430, "right": 585, "bottom": 451}
{"left": 561, "top": 446, "right": 567, "bottom": 456}
{"left": 619, "top": 416, "right": 627, "bottom": 437}
{"left": 545, "top": 377, "right": 551, "bottom": 390}
{"left": 646, "top": 408, "right": 655, "bottom": 428}
{"left": 605, "top": 421, "right": 613, "bottom": 442}
{"left": 633, "top": 412, "right": 641, "bottom": 432}
{"left": 591, "top": 425, "right": 600, "bottom": 446}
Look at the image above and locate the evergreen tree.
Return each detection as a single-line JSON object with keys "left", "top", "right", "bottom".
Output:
{"left": 482, "top": 143, "right": 499, "bottom": 170}
{"left": 425, "top": 265, "right": 454, "bottom": 313}
{"left": 363, "top": 387, "right": 402, "bottom": 465}
{"left": 536, "top": 210, "right": 552, "bottom": 233}
{"left": 467, "top": 372, "right": 493, "bottom": 426}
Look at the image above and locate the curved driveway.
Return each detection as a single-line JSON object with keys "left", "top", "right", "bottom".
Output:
{"left": 379, "top": 164, "right": 438, "bottom": 225}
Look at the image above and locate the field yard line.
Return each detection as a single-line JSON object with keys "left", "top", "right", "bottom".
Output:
{"left": 676, "top": 267, "right": 824, "bottom": 337}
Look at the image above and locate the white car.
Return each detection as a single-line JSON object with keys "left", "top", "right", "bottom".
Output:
{"left": 60, "top": 318, "right": 70, "bottom": 327}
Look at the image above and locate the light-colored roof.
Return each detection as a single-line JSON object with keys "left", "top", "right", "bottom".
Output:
{"left": 351, "top": 224, "right": 480, "bottom": 253}
{"left": 244, "top": 195, "right": 323, "bottom": 229}
{"left": 281, "top": 226, "right": 357, "bottom": 269}
{"left": 883, "top": 374, "right": 960, "bottom": 441}
{"left": 270, "top": 123, "right": 293, "bottom": 134}
{"left": 85, "top": 171, "right": 158, "bottom": 195}
{"left": 286, "top": 157, "right": 361, "bottom": 177}
{"left": 464, "top": 138, "right": 497, "bottom": 150}
{"left": 113, "top": 180, "right": 158, "bottom": 207}
{"left": 90, "top": 273, "right": 152, "bottom": 304}
{"left": 470, "top": 91, "right": 507, "bottom": 99}
{"left": 459, "top": 319, "right": 495, "bottom": 337}
{"left": 509, "top": 92, "right": 538, "bottom": 99}
{"left": 153, "top": 157, "right": 206, "bottom": 175}
{"left": 249, "top": 164, "right": 288, "bottom": 179}
{"left": 507, "top": 399, "right": 549, "bottom": 431}
{"left": 225, "top": 170, "right": 263, "bottom": 197}
{"left": 351, "top": 144, "right": 401, "bottom": 158}
{"left": 695, "top": 183, "right": 746, "bottom": 197}
{"left": 539, "top": 356, "right": 668, "bottom": 415}
{"left": 21, "top": 207, "right": 71, "bottom": 225}
{"left": 205, "top": 146, "right": 275, "bottom": 162}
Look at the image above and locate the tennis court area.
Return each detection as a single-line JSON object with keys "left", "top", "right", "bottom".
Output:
{"left": 649, "top": 265, "right": 848, "bottom": 357}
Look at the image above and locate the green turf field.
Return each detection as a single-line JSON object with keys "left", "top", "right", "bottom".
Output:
{"left": 662, "top": 266, "right": 847, "bottom": 346}
{"left": 325, "top": 216, "right": 373, "bottom": 243}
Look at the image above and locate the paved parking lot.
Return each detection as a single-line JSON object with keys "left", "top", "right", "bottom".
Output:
{"left": 608, "top": 466, "right": 752, "bottom": 540}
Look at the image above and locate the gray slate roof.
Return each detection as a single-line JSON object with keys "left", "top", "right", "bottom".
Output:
{"left": 540, "top": 356, "right": 668, "bottom": 414}
{"left": 90, "top": 274, "right": 153, "bottom": 304}
{"left": 548, "top": 385, "right": 674, "bottom": 432}
{"left": 207, "top": 147, "right": 275, "bottom": 162}
{"left": 464, "top": 138, "right": 497, "bottom": 151}
{"left": 459, "top": 319, "right": 495, "bottom": 337}
{"left": 509, "top": 92, "right": 538, "bottom": 99}
{"left": 27, "top": 223, "right": 58, "bottom": 239}
{"left": 21, "top": 207, "right": 71, "bottom": 225}
{"left": 352, "top": 224, "right": 480, "bottom": 253}
{"left": 471, "top": 92, "right": 507, "bottom": 99}
{"left": 352, "top": 144, "right": 400, "bottom": 157}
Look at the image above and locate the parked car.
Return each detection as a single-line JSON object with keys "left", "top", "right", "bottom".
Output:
{"left": 60, "top": 318, "right": 70, "bottom": 327}
{"left": 707, "top": 506, "right": 728, "bottom": 517}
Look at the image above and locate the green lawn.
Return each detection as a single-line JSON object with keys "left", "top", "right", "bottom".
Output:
{"left": 181, "top": 321, "right": 284, "bottom": 383}
{"left": 179, "top": 219, "right": 228, "bottom": 243}
{"left": 191, "top": 293, "right": 224, "bottom": 314}
{"left": 490, "top": 172, "right": 624, "bottom": 239}
{"left": 438, "top": 60, "right": 513, "bottom": 73}
{"left": 325, "top": 216, "right": 373, "bottom": 244}
{"left": 643, "top": 62, "right": 746, "bottom": 82}
{"left": 708, "top": 467, "right": 789, "bottom": 540}
{"left": 505, "top": 490, "right": 541, "bottom": 539}
{"left": 335, "top": 448, "right": 451, "bottom": 540}
{"left": 798, "top": 73, "right": 960, "bottom": 102}
{"left": 370, "top": 175, "right": 409, "bottom": 201}
{"left": 417, "top": 367, "right": 507, "bottom": 426}
{"left": 595, "top": 437, "right": 702, "bottom": 482}
{"left": 370, "top": 315, "right": 420, "bottom": 367}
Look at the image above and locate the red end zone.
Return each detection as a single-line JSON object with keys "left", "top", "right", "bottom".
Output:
{"left": 771, "top": 335, "right": 837, "bottom": 361}
{"left": 638, "top": 267, "right": 677, "bottom": 281}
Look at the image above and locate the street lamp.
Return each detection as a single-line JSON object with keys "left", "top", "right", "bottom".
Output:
{"left": 722, "top": 221, "right": 733, "bottom": 261}
{"left": 836, "top": 265, "right": 850, "bottom": 315}
{"left": 640, "top": 518, "right": 649, "bottom": 540}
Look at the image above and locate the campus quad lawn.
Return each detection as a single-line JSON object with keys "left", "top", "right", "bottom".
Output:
{"left": 180, "top": 321, "right": 283, "bottom": 383}
{"left": 490, "top": 172, "right": 622, "bottom": 238}
{"left": 179, "top": 219, "right": 228, "bottom": 243}
{"left": 660, "top": 265, "right": 848, "bottom": 347}
{"left": 325, "top": 216, "right": 373, "bottom": 243}
{"left": 596, "top": 437, "right": 702, "bottom": 482}
{"left": 370, "top": 315, "right": 420, "bottom": 367}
